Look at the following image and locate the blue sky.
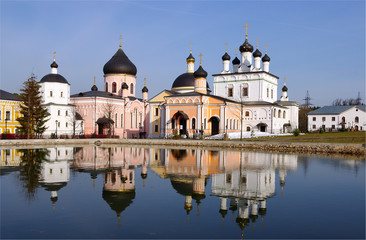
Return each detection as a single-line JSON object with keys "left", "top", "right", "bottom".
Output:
{"left": 1, "top": 0, "right": 365, "bottom": 106}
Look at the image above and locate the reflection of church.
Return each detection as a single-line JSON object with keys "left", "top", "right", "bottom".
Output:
{"left": 39, "top": 147, "right": 73, "bottom": 212}
{"left": 72, "top": 146, "right": 148, "bottom": 225}
{"left": 211, "top": 152, "right": 298, "bottom": 233}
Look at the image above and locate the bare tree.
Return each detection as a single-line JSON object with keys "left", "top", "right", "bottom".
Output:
{"left": 67, "top": 107, "right": 83, "bottom": 138}
{"left": 103, "top": 101, "right": 117, "bottom": 138}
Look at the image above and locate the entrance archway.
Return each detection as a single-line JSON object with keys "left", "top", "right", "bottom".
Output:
{"left": 172, "top": 111, "right": 188, "bottom": 136}
{"left": 257, "top": 123, "right": 267, "bottom": 132}
{"left": 97, "top": 117, "right": 114, "bottom": 136}
{"left": 209, "top": 116, "right": 220, "bottom": 135}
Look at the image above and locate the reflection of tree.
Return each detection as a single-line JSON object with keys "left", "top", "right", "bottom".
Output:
{"left": 18, "top": 149, "right": 49, "bottom": 200}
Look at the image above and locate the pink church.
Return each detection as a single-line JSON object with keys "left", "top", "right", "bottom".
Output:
{"left": 70, "top": 42, "right": 149, "bottom": 138}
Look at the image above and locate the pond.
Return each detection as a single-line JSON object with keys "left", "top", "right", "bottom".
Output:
{"left": 0, "top": 146, "right": 365, "bottom": 239}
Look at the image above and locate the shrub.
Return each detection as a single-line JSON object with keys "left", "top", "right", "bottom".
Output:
{"left": 293, "top": 128, "right": 300, "bottom": 136}
{"left": 319, "top": 127, "right": 324, "bottom": 134}
{"left": 224, "top": 133, "right": 229, "bottom": 140}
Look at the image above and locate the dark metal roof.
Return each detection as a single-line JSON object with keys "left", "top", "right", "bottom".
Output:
{"left": 103, "top": 48, "right": 137, "bottom": 75}
{"left": 142, "top": 86, "right": 148, "bottom": 93}
{"left": 194, "top": 65, "right": 208, "bottom": 78}
{"left": 282, "top": 85, "right": 288, "bottom": 91}
{"left": 50, "top": 61, "right": 58, "bottom": 68}
{"left": 212, "top": 70, "right": 279, "bottom": 79}
{"left": 232, "top": 56, "right": 240, "bottom": 65}
{"left": 239, "top": 38, "right": 253, "bottom": 53}
{"left": 222, "top": 52, "right": 231, "bottom": 61}
{"left": 172, "top": 72, "right": 210, "bottom": 90}
{"left": 40, "top": 73, "right": 69, "bottom": 84}
{"left": 71, "top": 90, "right": 124, "bottom": 100}
{"left": 307, "top": 105, "right": 361, "bottom": 115}
{"left": 253, "top": 49, "right": 262, "bottom": 58}
{"left": 262, "top": 54, "right": 270, "bottom": 62}
{"left": 0, "top": 89, "right": 20, "bottom": 101}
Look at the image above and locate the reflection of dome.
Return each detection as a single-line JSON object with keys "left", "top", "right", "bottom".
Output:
{"left": 41, "top": 182, "right": 67, "bottom": 192}
{"left": 141, "top": 173, "right": 147, "bottom": 179}
{"left": 170, "top": 149, "right": 188, "bottom": 160}
{"left": 103, "top": 48, "right": 137, "bottom": 75}
{"left": 102, "top": 190, "right": 135, "bottom": 217}
{"left": 170, "top": 179, "right": 193, "bottom": 196}
{"left": 219, "top": 209, "right": 228, "bottom": 218}
{"left": 171, "top": 73, "right": 210, "bottom": 92}
{"left": 258, "top": 208, "right": 267, "bottom": 216}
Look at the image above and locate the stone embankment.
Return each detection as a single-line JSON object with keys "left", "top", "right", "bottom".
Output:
{"left": 0, "top": 138, "right": 365, "bottom": 156}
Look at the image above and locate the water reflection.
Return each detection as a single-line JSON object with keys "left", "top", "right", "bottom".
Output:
{"left": 0, "top": 146, "right": 364, "bottom": 239}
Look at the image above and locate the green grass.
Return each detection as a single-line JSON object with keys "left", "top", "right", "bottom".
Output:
{"left": 243, "top": 131, "right": 366, "bottom": 144}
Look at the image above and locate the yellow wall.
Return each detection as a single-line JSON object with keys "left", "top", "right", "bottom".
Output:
{"left": 0, "top": 100, "right": 22, "bottom": 134}
{"left": 0, "top": 148, "right": 21, "bottom": 167}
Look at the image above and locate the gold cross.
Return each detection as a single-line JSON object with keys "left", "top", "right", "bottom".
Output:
{"left": 235, "top": 47, "right": 238, "bottom": 57}
{"left": 264, "top": 44, "right": 268, "bottom": 54}
{"left": 53, "top": 51, "right": 56, "bottom": 61}
{"left": 119, "top": 35, "right": 123, "bottom": 48}
{"left": 283, "top": 76, "right": 287, "bottom": 85}
{"left": 94, "top": 76, "right": 96, "bottom": 85}
{"left": 225, "top": 42, "right": 228, "bottom": 52}
{"left": 255, "top": 39, "right": 260, "bottom": 48}
{"left": 144, "top": 78, "right": 147, "bottom": 87}
{"left": 243, "top": 22, "right": 250, "bottom": 38}
{"left": 199, "top": 53, "right": 203, "bottom": 65}
{"left": 189, "top": 42, "right": 192, "bottom": 53}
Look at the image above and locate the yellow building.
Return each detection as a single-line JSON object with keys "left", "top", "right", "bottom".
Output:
{"left": 0, "top": 90, "right": 22, "bottom": 135}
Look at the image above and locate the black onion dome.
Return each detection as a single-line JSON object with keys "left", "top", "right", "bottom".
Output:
{"left": 40, "top": 73, "right": 69, "bottom": 84}
{"left": 122, "top": 82, "right": 129, "bottom": 89}
{"left": 103, "top": 48, "right": 137, "bottom": 75}
{"left": 171, "top": 72, "right": 210, "bottom": 91}
{"left": 253, "top": 49, "right": 262, "bottom": 58}
{"left": 186, "top": 53, "right": 195, "bottom": 62}
{"left": 142, "top": 86, "right": 148, "bottom": 93}
{"left": 194, "top": 65, "right": 208, "bottom": 78}
{"left": 91, "top": 84, "right": 98, "bottom": 91}
{"left": 232, "top": 57, "right": 240, "bottom": 65}
{"left": 41, "top": 182, "right": 67, "bottom": 192}
{"left": 239, "top": 38, "right": 254, "bottom": 53}
{"left": 262, "top": 54, "right": 270, "bottom": 62}
{"left": 282, "top": 85, "right": 288, "bottom": 92}
{"left": 222, "top": 52, "right": 231, "bottom": 61}
{"left": 51, "top": 61, "right": 58, "bottom": 68}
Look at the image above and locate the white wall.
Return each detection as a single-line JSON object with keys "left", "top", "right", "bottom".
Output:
{"left": 307, "top": 106, "right": 366, "bottom": 132}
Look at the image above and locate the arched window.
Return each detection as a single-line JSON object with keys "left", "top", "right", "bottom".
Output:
{"left": 230, "top": 119, "right": 232, "bottom": 129}
{"left": 105, "top": 82, "right": 108, "bottom": 92}
{"left": 246, "top": 126, "right": 251, "bottom": 131}
{"left": 267, "top": 88, "right": 269, "bottom": 98}
{"left": 355, "top": 116, "right": 359, "bottom": 123}
{"left": 273, "top": 109, "right": 276, "bottom": 117}
{"left": 342, "top": 116, "right": 346, "bottom": 123}
{"left": 130, "top": 83, "right": 134, "bottom": 94}
{"left": 245, "top": 111, "right": 249, "bottom": 117}
{"left": 278, "top": 109, "right": 281, "bottom": 117}
{"left": 192, "top": 118, "right": 196, "bottom": 129}
{"left": 283, "top": 111, "right": 286, "bottom": 119}
{"left": 115, "top": 113, "right": 118, "bottom": 128}
{"left": 271, "top": 89, "right": 274, "bottom": 99}
{"left": 112, "top": 82, "right": 117, "bottom": 93}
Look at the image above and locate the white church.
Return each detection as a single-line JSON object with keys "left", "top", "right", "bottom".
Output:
{"left": 39, "top": 54, "right": 83, "bottom": 137}
{"left": 212, "top": 27, "right": 299, "bottom": 134}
